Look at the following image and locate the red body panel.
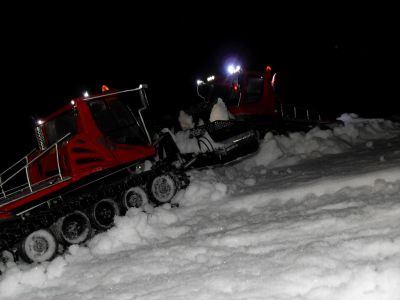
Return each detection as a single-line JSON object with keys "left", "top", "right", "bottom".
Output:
{"left": 28, "top": 95, "right": 155, "bottom": 185}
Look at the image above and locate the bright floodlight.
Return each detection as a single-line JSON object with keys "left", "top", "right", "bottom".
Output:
{"left": 83, "top": 91, "right": 89, "bottom": 98}
{"left": 196, "top": 79, "right": 204, "bottom": 85}
{"left": 227, "top": 64, "right": 241, "bottom": 74}
{"left": 207, "top": 75, "right": 215, "bottom": 82}
{"left": 37, "top": 119, "right": 44, "bottom": 125}
{"left": 70, "top": 100, "right": 75, "bottom": 105}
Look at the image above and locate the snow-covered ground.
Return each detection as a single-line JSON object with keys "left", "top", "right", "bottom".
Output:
{"left": 1, "top": 114, "right": 400, "bottom": 300}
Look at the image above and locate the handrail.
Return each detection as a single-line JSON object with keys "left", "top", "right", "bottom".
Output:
{"left": 25, "top": 166, "right": 32, "bottom": 192}
{"left": 83, "top": 85, "right": 146, "bottom": 101}
{"left": 0, "top": 133, "right": 71, "bottom": 193}
{"left": 279, "top": 103, "right": 321, "bottom": 122}
{"left": 0, "top": 174, "right": 64, "bottom": 202}
{"left": 55, "top": 143, "right": 62, "bottom": 180}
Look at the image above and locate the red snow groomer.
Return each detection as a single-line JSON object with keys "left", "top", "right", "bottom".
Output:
{"left": 196, "top": 64, "right": 335, "bottom": 134}
{"left": 0, "top": 84, "right": 189, "bottom": 264}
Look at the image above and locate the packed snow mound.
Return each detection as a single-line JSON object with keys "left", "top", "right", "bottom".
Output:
{"left": 209, "top": 98, "right": 231, "bottom": 122}
{"left": 334, "top": 113, "right": 398, "bottom": 143}
{"left": 173, "top": 129, "right": 201, "bottom": 154}
{"left": 178, "top": 110, "right": 195, "bottom": 130}
{"left": 173, "top": 169, "right": 228, "bottom": 206}
{"left": 88, "top": 206, "right": 188, "bottom": 255}
{"left": 241, "top": 113, "right": 400, "bottom": 168}
{"left": 337, "top": 112, "right": 384, "bottom": 124}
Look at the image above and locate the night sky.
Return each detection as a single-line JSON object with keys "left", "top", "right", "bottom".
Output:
{"left": 1, "top": 5, "right": 398, "bottom": 168}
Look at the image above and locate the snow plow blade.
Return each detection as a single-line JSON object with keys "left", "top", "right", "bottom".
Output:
{"left": 181, "top": 120, "right": 260, "bottom": 169}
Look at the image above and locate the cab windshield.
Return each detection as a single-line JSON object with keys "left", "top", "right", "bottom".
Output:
{"left": 88, "top": 96, "right": 148, "bottom": 146}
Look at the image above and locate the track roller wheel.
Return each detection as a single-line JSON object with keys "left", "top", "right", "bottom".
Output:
{"left": 148, "top": 173, "right": 177, "bottom": 205}
{"left": 90, "top": 198, "right": 120, "bottom": 230}
{"left": 19, "top": 229, "right": 58, "bottom": 263}
{"left": 122, "top": 187, "right": 149, "bottom": 211}
{"left": 54, "top": 211, "right": 92, "bottom": 244}
{"left": 1, "top": 250, "right": 15, "bottom": 264}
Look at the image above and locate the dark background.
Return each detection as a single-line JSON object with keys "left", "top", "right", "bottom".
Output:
{"left": 0, "top": 4, "right": 398, "bottom": 169}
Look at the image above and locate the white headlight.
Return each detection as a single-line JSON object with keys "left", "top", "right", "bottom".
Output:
{"left": 227, "top": 65, "right": 235, "bottom": 74}
{"left": 227, "top": 64, "right": 241, "bottom": 74}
